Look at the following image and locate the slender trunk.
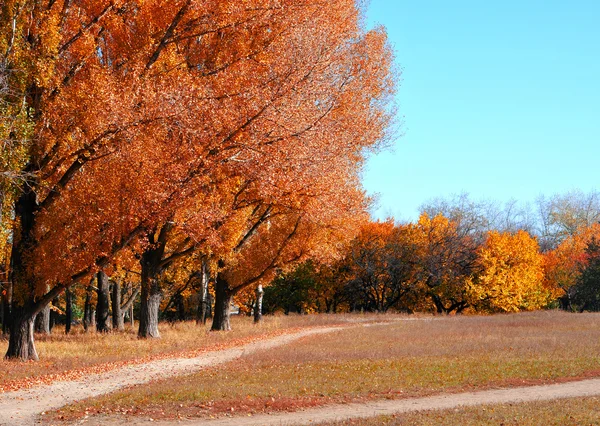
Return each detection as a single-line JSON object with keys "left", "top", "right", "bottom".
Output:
{"left": 211, "top": 274, "right": 233, "bottom": 331}
{"left": 35, "top": 303, "right": 51, "bottom": 334}
{"left": 254, "top": 285, "right": 263, "bottom": 324}
{"left": 49, "top": 298, "right": 57, "bottom": 332}
{"left": 83, "top": 286, "right": 93, "bottom": 332}
{"left": 138, "top": 252, "right": 161, "bottom": 338}
{"left": 196, "top": 260, "right": 210, "bottom": 325}
{"left": 112, "top": 279, "right": 124, "bottom": 331}
{"left": 126, "top": 281, "right": 135, "bottom": 327}
{"left": 206, "top": 291, "right": 213, "bottom": 320}
{"left": 1, "top": 280, "right": 11, "bottom": 334}
{"left": 96, "top": 271, "right": 111, "bottom": 332}
{"left": 65, "top": 288, "right": 72, "bottom": 334}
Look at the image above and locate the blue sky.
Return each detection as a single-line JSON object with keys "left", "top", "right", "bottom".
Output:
{"left": 362, "top": 0, "right": 600, "bottom": 221}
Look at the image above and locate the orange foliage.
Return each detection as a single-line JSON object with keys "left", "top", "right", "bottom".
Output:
{"left": 543, "top": 223, "right": 600, "bottom": 302}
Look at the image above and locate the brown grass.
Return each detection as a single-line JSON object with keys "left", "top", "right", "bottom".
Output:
{"left": 50, "top": 311, "right": 600, "bottom": 422}
{"left": 318, "top": 396, "right": 600, "bottom": 425}
{"left": 0, "top": 313, "right": 371, "bottom": 387}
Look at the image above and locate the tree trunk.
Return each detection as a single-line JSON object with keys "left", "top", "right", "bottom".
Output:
{"left": 211, "top": 274, "right": 233, "bottom": 331}
{"left": 49, "top": 298, "right": 58, "bottom": 332}
{"left": 254, "top": 285, "right": 264, "bottom": 324}
{"left": 65, "top": 288, "right": 72, "bottom": 334}
{"left": 126, "top": 281, "right": 135, "bottom": 327}
{"left": 175, "top": 293, "right": 185, "bottom": 321}
{"left": 96, "top": 271, "right": 111, "bottom": 332}
{"left": 112, "top": 279, "right": 124, "bottom": 331}
{"left": 196, "top": 260, "right": 210, "bottom": 325}
{"left": 34, "top": 303, "right": 51, "bottom": 334}
{"left": 5, "top": 308, "right": 38, "bottom": 361}
{"left": 138, "top": 251, "right": 162, "bottom": 338}
{"left": 2, "top": 280, "right": 11, "bottom": 335}
{"left": 6, "top": 187, "right": 40, "bottom": 359}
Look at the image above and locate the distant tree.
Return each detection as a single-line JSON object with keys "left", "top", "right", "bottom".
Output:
{"left": 467, "top": 230, "right": 549, "bottom": 312}
{"left": 413, "top": 214, "right": 477, "bottom": 314}
{"left": 263, "top": 262, "right": 318, "bottom": 315}
{"left": 536, "top": 190, "right": 600, "bottom": 251}
{"left": 570, "top": 237, "right": 600, "bottom": 312}
{"left": 343, "top": 221, "right": 419, "bottom": 312}
{"left": 421, "top": 193, "right": 536, "bottom": 241}
{"left": 542, "top": 223, "right": 600, "bottom": 310}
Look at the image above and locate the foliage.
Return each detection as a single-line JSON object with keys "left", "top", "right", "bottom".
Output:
{"left": 542, "top": 223, "right": 600, "bottom": 310}
{"left": 342, "top": 220, "right": 420, "bottom": 312}
{"left": 411, "top": 213, "right": 477, "bottom": 314}
{"left": 467, "top": 230, "right": 548, "bottom": 312}
{"left": 569, "top": 237, "right": 600, "bottom": 312}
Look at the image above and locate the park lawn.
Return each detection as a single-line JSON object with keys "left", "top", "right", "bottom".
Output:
{"left": 50, "top": 311, "right": 600, "bottom": 422}
{"left": 0, "top": 313, "right": 360, "bottom": 389}
{"left": 318, "top": 396, "right": 600, "bottom": 425}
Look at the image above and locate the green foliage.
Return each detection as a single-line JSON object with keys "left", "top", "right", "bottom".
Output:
{"left": 571, "top": 237, "right": 600, "bottom": 311}
{"left": 263, "top": 262, "right": 318, "bottom": 315}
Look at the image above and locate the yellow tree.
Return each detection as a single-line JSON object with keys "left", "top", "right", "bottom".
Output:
{"left": 468, "top": 230, "right": 549, "bottom": 312}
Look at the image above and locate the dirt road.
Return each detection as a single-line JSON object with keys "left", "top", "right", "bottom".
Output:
{"left": 81, "top": 377, "right": 600, "bottom": 426}
{"left": 0, "top": 327, "right": 342, "bottom": 426}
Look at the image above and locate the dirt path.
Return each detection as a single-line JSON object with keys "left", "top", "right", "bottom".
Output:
{"left": 82, "top": 378, "right": 600, "bottom": 426}
{"left": 0, "top": 326, "right": 343, "bottom": 426}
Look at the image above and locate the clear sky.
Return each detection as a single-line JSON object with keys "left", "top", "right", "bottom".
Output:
{"left": 362, "top": 0, "right": 600, "bottom": 221}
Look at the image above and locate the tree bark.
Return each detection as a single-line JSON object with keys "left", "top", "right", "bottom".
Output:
{"left": 96, "top": 271, "right": 111, "bottom": 332}
{"left": 65, "top": 288, "right": 72, "bottom": 334}
{"left": 34, "top": 303, "right": 51, "bottom": 334}
{"left": 254, "top": 284, "right": 263, "bottom": 324}
{"left": 2, "top": 280, "right": 11, "bottom": 335}
{"left": 211, "top": 274, "right": 232, "bottom": 331}
{"left": 5, "top": 308, "right": 38, "bottom": 361}
{"left": 138, "top": 251, "right": 162, "bottom": 338}
{"left": 196, "top": 260, "right": 210, "bottom": 325}
{"left": 83, "top": 286, "right": 93, "bottom": 332}
{"left": 6, "top": 189, "right": 41, "bottom": 360}
{"left": 111, "top": 279, "right": 124, "bottom": 331}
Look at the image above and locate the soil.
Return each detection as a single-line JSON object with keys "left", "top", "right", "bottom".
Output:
{"left": 2, "top": 320, "right": 600, "bottom": 426}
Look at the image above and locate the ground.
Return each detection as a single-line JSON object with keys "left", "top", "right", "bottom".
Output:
{"left": 1, "top": 311, "right": 599, "bottom": 425}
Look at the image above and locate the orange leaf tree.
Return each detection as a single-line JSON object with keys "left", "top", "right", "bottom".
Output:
{"left": 1, "top": 0, "right": 395, "bottom": 358}
{"left": 412, "top": 213, "right": 477, "bottom": 314}
{"left": 543, "top": 223, "right": 600, "bottom": 310}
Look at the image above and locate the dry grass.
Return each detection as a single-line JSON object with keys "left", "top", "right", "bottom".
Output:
{"left": 319, "top": 396, "right": 600, "bottom": 425}
{"left": 0, "top": 313, "right": 370, "bottom": 386}
{"left": 51, "top": 311, "right": 600, "bottom": 422}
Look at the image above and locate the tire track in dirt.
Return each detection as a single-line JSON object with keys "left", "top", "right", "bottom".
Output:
{"left": 0, "top": 326, "right": 346, "bottom": 426}
{"left": 91, "top": 377, "right": 600, "bottom": 426}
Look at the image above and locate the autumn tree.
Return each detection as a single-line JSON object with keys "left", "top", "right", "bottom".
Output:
{"left": 413, "top": 213, "right": 477, "bottom": 314}
{"left": 570, "top": 237, "right": 600, "bottom": 311}
{"left": 467, "top": 230, "right": 549, "bottom": 312}
{"left": 0, "top": 0, "right": 395, "bottom": 358}
{"left": 543, "top": 223, "right": 600, "bottom": 310}
{"left": 342, "top": 220, "right": 420, "bottom": 312}
{"left": 536, "top": 190, "right": 600, "bottom": 251}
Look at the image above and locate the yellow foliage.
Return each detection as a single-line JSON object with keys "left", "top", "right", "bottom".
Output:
{"left": 468, "top": 230, "right": 548, "bottom": 312}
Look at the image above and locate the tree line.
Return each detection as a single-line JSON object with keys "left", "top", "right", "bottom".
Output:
{"left": 264, "top": 192, "right": 600, "bottom": 315}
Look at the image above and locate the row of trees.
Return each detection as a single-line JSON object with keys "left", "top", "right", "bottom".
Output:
{"left": 264, "top": 210, "right": 600, "bottom": 316}
{"left": 0, "top": 0, "right": 396, "bottom": 360}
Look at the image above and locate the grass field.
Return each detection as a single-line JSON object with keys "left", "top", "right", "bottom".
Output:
{"left": 0, "top": 313, "right": 360, "bottom": 388}
{"left": 49, "top": 311, "right": 600, "bottom": 423}
{"left": 318, "top": 396, "right": 600, "bottom": 425}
